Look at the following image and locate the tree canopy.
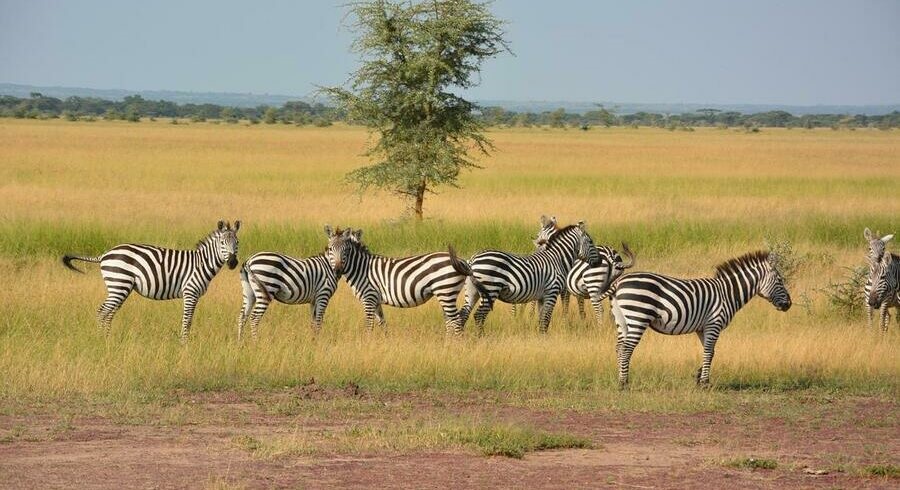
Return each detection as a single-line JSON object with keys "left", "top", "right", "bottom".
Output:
{"left": 322, "top": 0, "right": 509, "bottom": 219}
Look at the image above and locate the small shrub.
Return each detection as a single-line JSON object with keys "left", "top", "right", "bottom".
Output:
{"left": 863, "top": 463, "right": 899, "bottom": 478}
{"left": 764, "top": 237, "right": 805, "bottom": 283}
{"left": 723, "top": 457, "right": 778, "bottom": 470}
{"left": 820, "top": 266, "right": 868, "bottom": 318}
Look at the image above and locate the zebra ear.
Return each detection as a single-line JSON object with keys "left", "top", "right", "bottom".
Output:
{"left": 864, "top": 228, "right": 874, "bottom": 241}
{"left": 881, "top": 234, "right": 894, "bottom": 243}
{"left": 233, "top": 220, "right": 241, "bottom": 232}
{"left": 341, "top": 228, "right": 352, "bottom": 238}
{"left": 352, "top": 229, "right": 363, "bottom": 241}
{"left": 577, "top": 220, "right": 586, "bottom": 230}
{"left": 217, "top": 220, "right": 225, "bottom": 231}
{"left": 324, "top": 225, "right": 333, "bottom": 237}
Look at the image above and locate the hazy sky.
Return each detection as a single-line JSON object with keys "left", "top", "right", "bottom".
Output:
{"left": 1, "top": 0, "right": 898, "bottom": 104}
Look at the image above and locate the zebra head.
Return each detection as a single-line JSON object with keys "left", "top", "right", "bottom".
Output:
{"left": 868, "top": 252, "right": 897, "bottom": 309}
{"left": 574, "top": 221, "right": 604, "bottom": 268}
{"left": 758, "top": 253, "right": 792, "bottom": 311}
{"left": 864, "top": 228, "right": 893, "bottom": 266}
{"left": 533, "top": 215, "right": 558, "bottom": 250}
{"left": 598, "top": 242, "right": 636, "bottom": 282}
{"left": 324, "top": 225, "right": 359, "bottom": 274}
{"left": 211, "top": 220, "right": 241, "bottom": 269}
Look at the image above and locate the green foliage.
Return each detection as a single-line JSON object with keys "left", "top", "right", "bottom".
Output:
{"left": 863, "top": 464, "right": 900, "bottom": 478}
{"left": 820, "top": 266, "right": 868, "bottom": 318}
{"left": 322, "top": 0, "right": 509, "bottom": 218}
{"left": 723, "top": 457, "right": 778, "bottom": 470}
{"left": 263, "top": 107, "right": 277, "bottom": 124}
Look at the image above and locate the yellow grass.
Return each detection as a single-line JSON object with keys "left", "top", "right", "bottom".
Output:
{"left": 0, "top": 119, "right": 898, "bottom": 403}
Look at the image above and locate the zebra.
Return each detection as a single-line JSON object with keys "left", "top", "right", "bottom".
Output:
{"left": 62, "top": 220, "right": 241, "bottom": 343}
{"left": 564, "top": 242, "right": 635, "bottom": 326}
{"left": 864, "top": 228, "right": 897, "bottom": 328}
{"left": 460, "top": 221, "right": 610, "bottom": 334}
{"left": 324, "top": 226, "right": 481, "bottom": 335}
{"left": 867, "top": 247, "right": 900, "bottom": 332}
{"left": 609, "top": 251, "right": 791, "bottom": 388}
{"left": 237, "top": 245, "right": 340, "bottom": 341}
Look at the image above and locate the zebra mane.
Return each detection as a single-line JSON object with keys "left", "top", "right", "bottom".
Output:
{"left": 714, "top": 250, "right": 770, "bottom": 278}
{"left": 195, "top": 230, "right": 220, "bottom": 249}
{"left": 545, "top": 224, "right": 578, "bottom": 247}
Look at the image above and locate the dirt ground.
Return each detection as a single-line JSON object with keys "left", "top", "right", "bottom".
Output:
{"left": 1, "top": 387, "right": 897, "bottom": 489}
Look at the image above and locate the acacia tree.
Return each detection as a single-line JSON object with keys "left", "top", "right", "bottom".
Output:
{"left": 323, "top": 0, "right": 509, "bottom": 219}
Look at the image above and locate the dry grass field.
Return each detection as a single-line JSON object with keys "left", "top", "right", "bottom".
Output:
{"left": 0, "top": 118, "right": 898, "bottom": 488}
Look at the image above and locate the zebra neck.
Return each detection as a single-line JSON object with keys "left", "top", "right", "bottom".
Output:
{"left": 197, "top": 240, "right": 225, "bottom": 277}
{"left": 342, "top": 247, "right": 374, "bottom": 288}
{"left": 716, "top": 266, "right": 763, "bottom": 315}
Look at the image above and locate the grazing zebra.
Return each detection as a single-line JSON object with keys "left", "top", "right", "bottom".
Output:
{"left": 864, "top": 228, "right": 897, "bottom": 328}
{"left": 867, "top": 248, "right": 900, "bottom": 332}
{"left": 62, "top": 220, "right": 241, "bottom": 343}
{"left": 324, "top": 226, "right": 480, "bottom": 334}
{"left": 237, "top": 247, "right": 340, "bottom": 340}
{"left": 609, "top": 251, "right": 791, "bottom": 388}
{"left": 460, "top": 221, "right": 610, "bottom": 334}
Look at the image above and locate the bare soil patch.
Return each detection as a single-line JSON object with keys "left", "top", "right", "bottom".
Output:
{"left": 1, "top": 388, "right": 896, "bottom": 489}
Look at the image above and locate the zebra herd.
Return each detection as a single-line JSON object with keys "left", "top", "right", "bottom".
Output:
{"left": 62, "top": 218, "right": 896, "bottom": 386}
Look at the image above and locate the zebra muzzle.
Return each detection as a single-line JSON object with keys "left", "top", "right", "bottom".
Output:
{"left": 227, "top": 255, "right": 238, "bottom": 270}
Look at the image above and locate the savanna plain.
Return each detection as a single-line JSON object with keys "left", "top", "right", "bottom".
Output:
{"left": 0, "top": 119, "right": 898, "bottom": 488}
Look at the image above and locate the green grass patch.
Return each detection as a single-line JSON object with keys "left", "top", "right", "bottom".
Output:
{"left": 862, "top": 464, "right": 900, "bottom": 478}
{"left": 723, "top": 457, "right": 778, "bottom": 470}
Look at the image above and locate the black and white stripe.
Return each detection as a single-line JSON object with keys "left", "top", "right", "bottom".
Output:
{"left": 864, "top": 228, "right": 898, "bottom": 330}
{"left": 63, "top": 220, "right": 241, "bottom": 342}
{"left": 324, "top": 226, "right": 477, "bottom": 334}
{"left": 609, "top": 251, "right": 791, "bottom": 387}
{"left": 867, "top": 248, "right": 900, "bottom": 333}
{"left": 238, "top": 250, "right": 340, "bottom": 340}
{"left": 564, "top": 243, "right": 635, "bottom": 326}
{"left": 460, "top": 222, "right": 609, "bottom": 334}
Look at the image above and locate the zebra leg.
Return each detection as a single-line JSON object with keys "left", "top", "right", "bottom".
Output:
{"left": 866, "top": 304, "right": 874, "bottom": 328}
{"left": 590, "top": 297, "right": 604, "bottom": 328}
{"left": 310, "top": 292, "right": 331, "bottom": 334}
{"left": 559, "top": 290, "right": 570, "bottom": 317}
{"left": 96, "top": 288, "right": 130, "bottom": 335}
{"left": 880, "top": 307, "right": 890, "bottom": 333}
{"left": 179, "top": 292, "right": 199, "bottom": 344}
{"left": 696, "top": 327, "right": 721, "bottom": 387}
{"left": 538, "top": 295, "right": 559, "bottom": 334}
{"left": 577, "top": 296, "right": 587, "bottom": 319}
{"left": 612, "top": 300, "right": 647, "bottom": 389}
{"left": 473, "top": 294, "right": 497, "bottom": 337}
{"left": 238, "top": 272, "right": 256, "bottom": 341}
{"left": 459, "top": 277, "right": 481, "bottom": 328}
{"left": 247, "top": 294, "right": 270, "bottom": 341}
{"left": 437, "top": 295, "right": 464, "bottom": 335}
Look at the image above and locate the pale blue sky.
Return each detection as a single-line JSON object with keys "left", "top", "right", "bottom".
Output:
{"left": 1, "top": 0, "right": 898, "bottom": 104}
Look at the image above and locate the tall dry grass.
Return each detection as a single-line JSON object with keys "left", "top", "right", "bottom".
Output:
{"left": 0, "top": 119, "right": 897, "bottom": 403}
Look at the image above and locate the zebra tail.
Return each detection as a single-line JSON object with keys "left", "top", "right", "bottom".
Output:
{"left": 62, "top": 254, "right": 101, "bottom": 273}
{"left": 448, "top": 245, "right": 491, "bottom": 298}
{"left": 620, "top": 242, "right": 636, "bottom": 269}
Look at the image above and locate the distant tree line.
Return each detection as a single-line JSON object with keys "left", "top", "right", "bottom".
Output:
{"left": 1, "top": 93, "right": 898, "bottom": 130}
{"left": 0, "top": 93, "right": 341, "bottom": 126}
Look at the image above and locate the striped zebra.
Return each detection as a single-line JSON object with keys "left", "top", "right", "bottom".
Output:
{"left": 62, "top": 220, "right": 241, "bottom": 343}
{"left": 237, "top": 245, "right": 340, "bottom": 340}
{"left": 532, "top": 215, "right": 636, "bottom": 325}
{"left": 324, "top": 226, "right": 480, "bottom": 334}
{"left": 565, "top": 242, "right": 635, "bottom": 326}
{"left": 609, "top": 251, "right": 791, "bottom": 388}
{"left": 864, "top": 228, "right": 897, "bottom": 329}
{"left": 867, "top": 246, "right": 900, "bottom": 332}
{"left": 460, "top": 221, "right": 610, "bottom": 334}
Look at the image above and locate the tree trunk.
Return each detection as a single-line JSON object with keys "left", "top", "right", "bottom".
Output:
{"left": 413, "top": 178, "right": 427, "bottom": 220}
